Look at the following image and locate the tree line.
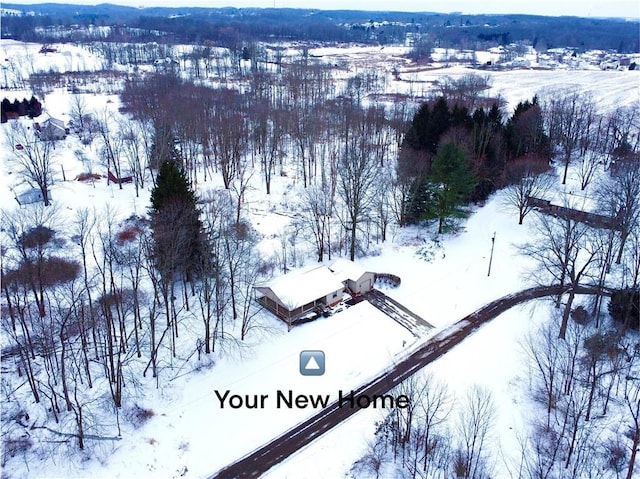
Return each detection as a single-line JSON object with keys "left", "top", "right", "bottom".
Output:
{"left": 1, "top": 96, "right": 42, "bottom": 123}
{"left": 398, "top": 91, "right": 551, "bottom": 229}
{"left": 3, "top": 6, "right": 639, "bottom": 53}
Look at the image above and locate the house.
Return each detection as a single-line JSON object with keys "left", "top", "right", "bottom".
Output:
{"left": 254, "top": 258, "right": 377, "bottom": 327}
{"left": 328, "top": 258, "right": 375, "bottom": 296}
{"left": 254, "top": 265, "right": 345, "bottom": 326}
{"left": 36, "top": 117, "right": 67, "bottom": 141}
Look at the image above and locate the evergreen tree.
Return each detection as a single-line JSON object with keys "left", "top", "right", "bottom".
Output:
{"left": 12, "top": 99, "right": 21, "bottom": 116}
{"left": 608, "top": 289, "right": 640, "bottom": 330}
{"left": 404, "top": 97, "right": 452, "bottom": 155}
{"left": 425, "top": 143, "right": 477, "bottom": 234}
{"left": 150, "top": 159, "right": 196, "bottom": 211}
{"left": 149, "top": 158, "right": 204, "bottom": 281}
{"left": 1, "top": 98, "right": 12, "bottom": 112}
{"left": 505, "top": 96, "right": 550, "bottom": 160}
{"left": 28, "top": 96, "right": 42, "bottom": 118}
{"left": 470, "top": 103, "right": 506, "bottom": 201}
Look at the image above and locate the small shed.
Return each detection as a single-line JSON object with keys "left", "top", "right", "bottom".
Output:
{"left": 15, "top": 188, "right": 49, "bottom": 205}
{"left": 328, "top": 258, "right": 376, "bottom": 296}
{"left": 254, "top": 265, "right": 345, "bottom": 325}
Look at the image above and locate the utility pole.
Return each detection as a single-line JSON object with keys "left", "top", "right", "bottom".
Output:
{"left": 487, "top": 232, "right": 496, "bottom": 277}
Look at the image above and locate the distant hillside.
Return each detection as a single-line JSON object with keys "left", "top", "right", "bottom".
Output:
{"left": 2, "top": 3, "right": 638, "bottom": 52}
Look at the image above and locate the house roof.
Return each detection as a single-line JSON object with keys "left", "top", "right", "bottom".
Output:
{"left": 43, "top": 117, "right": 65, "bottom": 128}
{"left": 328, "top": 258, "right": 370, "bottom": 283}
{"left": 256, "top": 265, "right": 344, "bottom": 310}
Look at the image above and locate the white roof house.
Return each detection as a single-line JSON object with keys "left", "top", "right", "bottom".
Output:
{"left": 255, "top": 259, "right": 377, "bottom": 327}
{"left": 254, "top": 265, "right": 345, "bottom": 326}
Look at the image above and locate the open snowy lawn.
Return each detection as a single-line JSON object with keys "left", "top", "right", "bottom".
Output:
{"left": 267, "top": 301, "right": 553, "bottom": 478}
{"left": 1, "top": 40, "right": 106, "bottom": 88}
{"left": 355, "top": 190, "right": 539, "bottom": 329}
{"left": 394, "top": 65, "right": 640, "bottom": 112}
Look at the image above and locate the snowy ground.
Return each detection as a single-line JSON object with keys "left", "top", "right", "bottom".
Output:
{"left": 1, "top": 39, "right": 638, "bottom": 479}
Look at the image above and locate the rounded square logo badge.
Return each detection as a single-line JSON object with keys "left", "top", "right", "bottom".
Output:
{"left": 300, "top": 350, "right": 325, "bottom": 376}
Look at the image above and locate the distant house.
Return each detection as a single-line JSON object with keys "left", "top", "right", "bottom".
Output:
{"left": 328, "top": 258, "right": 375, "bottom": 296}
{"left": 36, "top": 117, "right": 67, "bottom": 141}
{"left": 254, "top": 265, "right": 345, "bottom": 326}
{"left": 15, "top": 188, "right": 49, "bottom": 205}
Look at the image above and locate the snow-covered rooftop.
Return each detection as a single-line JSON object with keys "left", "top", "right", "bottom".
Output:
{"left": 257, "top": 265, "right": 344, "bottom": 310}
{"left": 328, "top": 257, "right": 370, "bottom": 283}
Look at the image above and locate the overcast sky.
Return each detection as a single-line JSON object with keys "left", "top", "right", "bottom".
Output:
{"left": 4, "top": 0, "right": 640, "bottom": 18}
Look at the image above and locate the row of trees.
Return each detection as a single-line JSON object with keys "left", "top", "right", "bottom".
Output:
{"left": 1, "top": 96, "right": 42, "bottom": 122}
{"left": 352, "top": 374, "right": 497, "bottom": 479}
{"left": 5, "top": 8, "right": 639, "bottom": 53}
{"left": 351, "top": 299, "right": 639, "bottom": 479}
{"left": 398, "top": 92, "right": 550, "bottom": 228}
{"left": 119, "top": 69, "right": 398, "bottom": 261}
{"left": 399, "top": 91, "right": 557, "bottom": 228}
{"left": 400, "top": 86, "right": 639, "bottom": 233}
{"left": 116, "top": 71, "right": 640, "bottom": 263}
{"left": 520, "top": 312, "right": 640, "bottom": 479}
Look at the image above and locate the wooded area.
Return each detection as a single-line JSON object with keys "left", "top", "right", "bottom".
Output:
{"left": 1, "top": 12, "right": 639, "bottom": 476}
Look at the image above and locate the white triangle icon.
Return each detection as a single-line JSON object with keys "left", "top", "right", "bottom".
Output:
{"left": 304, "top": 356, "right": 321, "bottom": 370}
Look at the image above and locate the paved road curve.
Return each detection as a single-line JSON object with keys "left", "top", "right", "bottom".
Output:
{"left": 212, "top": 284, "right": 600, "bottom": 479}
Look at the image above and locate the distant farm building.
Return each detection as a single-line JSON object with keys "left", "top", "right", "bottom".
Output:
{"left": 254, "top": 259, "right": 376, "bottom": 327}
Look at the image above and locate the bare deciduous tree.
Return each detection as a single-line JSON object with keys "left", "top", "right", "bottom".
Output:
{"left": 623, "top": 377, "right": 640, "bottom": 479}
{"left": 522, "top": 319, "right": 562, "bottom": 429}
{"left": 337, "top": 104, "right": 381, "bottom": 260}
{"left": 575, "top": 149, "right": 603, "bottom": 191}
{"left": 301, "top": 183, "right": 334, "bottom": 262}
{"left": 69, "top": 94, "right": 94, "bottom": 144}
{"left": 206, "top": 89, "right": 248, "bottom": 189}
{"left": 503, "top": 160, "right": 555, "bottom": 224}
{"left": 95, "top": 109, "right": 125, "bottom": 189}
{"left": 543, "top": 90, "right": 597, "bottom": 185}
{"left": 6, "top": 121, "right": 56, "bottom": 206}
{"left": 521, "top": 208, "right": 600, "bottom": 339}
{"left": 597, "top": 161, "right": 640, "bottom": 264}
{"left": 454, "top": 385, "right": 496, "bottom": 479}
{"left": 418, "top": 373, "right": 453, "bottom": 475}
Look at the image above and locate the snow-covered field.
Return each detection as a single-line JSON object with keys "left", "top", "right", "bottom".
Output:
{"left": 1, "top": 38, "right": 639, "bottom": 479}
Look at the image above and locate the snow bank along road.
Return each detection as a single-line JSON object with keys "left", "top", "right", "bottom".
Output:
{"left": 212, "top": 284, "right": 606, "bottom": 478}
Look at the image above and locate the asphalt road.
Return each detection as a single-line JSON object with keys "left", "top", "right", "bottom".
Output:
{"left": 212, "top": 284, "right": 598, "bottom": 478}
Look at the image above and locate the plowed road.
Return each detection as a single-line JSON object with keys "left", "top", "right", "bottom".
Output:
{"left": 212, "top": 284, "right": 602, "bottom": 478}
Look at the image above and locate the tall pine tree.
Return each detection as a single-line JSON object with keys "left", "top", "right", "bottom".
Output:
{"left": 425, "top": 143, "right": 477, "bottom": 234}
{"left": 150, "top": 158, "right": 204, "bottom": 281}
